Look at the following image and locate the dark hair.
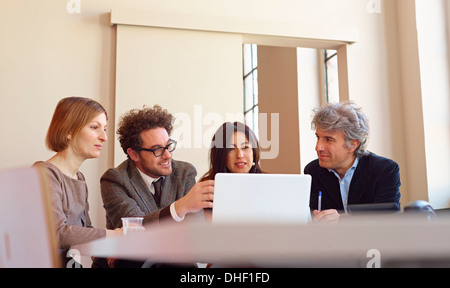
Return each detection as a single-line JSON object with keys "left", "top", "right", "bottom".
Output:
{"left": 200, "top": 122, "right": 263, "bottom": 181}
{"left": 117, "top": 105, "right": 174, "bottom": 157}
{"left": 46, "top": 97, "right": 107, "bottom": 152}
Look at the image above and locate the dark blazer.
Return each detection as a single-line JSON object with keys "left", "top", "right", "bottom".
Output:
{"left": 100, "top": 158, "right": 201, "bottom": 229}
{"left": 304, "top": 152, "right": 401, "bottom": 212}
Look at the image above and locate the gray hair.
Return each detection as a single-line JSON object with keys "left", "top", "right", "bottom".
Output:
{"left": 311, "top": 101, "right": 370, "bottom": 157}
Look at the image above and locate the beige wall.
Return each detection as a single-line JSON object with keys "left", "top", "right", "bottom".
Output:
{"left": 0, "top": 1, "right": 117, "bottom": 226}
{"left": 297, "top": 48, "right": 322, "bottom": 172}
{"left": 114, "top": 24, "right": 244, "bottom": 175}
{"left": 415, "top": 0, "right": 450, "bottom": 208}
{"left": 0, "top": 0, "right": 445, "bottom": 229}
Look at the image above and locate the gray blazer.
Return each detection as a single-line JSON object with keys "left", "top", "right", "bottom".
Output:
{"left": 100, "top": 159, "right": 201, "bottom": 229}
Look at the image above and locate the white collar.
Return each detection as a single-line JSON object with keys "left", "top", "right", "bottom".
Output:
{"left": 327, "top": 156, "right": 360, "bottom": 176}
{"left": 136, "top": 168, "right": 164, "bottom": 194}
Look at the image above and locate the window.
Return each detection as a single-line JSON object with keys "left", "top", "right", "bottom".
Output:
{"left": 243, "top": 45, "right": 342, "bottom": 137}
{"left": 324, "top": 49, "right": 340, "bottom": 103}
{"left": 243, "top": 44, "right": 259, "bottom": 136}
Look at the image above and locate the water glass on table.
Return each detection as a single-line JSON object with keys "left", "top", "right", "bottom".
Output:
{"left": 121, "top": 217, "right": 145, "bottom": 235}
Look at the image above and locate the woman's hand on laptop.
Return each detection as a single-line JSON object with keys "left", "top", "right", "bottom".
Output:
{"left": 174, "top": 180, "right": 214, "bottom": 218}
{"left": 312, "top": 209, "right": 340, "bottom": 223}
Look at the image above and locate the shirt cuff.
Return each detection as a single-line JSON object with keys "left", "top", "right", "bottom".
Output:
{"left": 170, "top": 202, "right": 185, "bottom": 222}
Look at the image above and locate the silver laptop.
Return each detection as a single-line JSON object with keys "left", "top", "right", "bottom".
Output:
{"left": 212, "top": 173, "right": 312, "bottom": 224}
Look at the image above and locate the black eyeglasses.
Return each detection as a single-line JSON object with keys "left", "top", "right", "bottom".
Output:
{"left": 135, "top": 140, "right": 177, "bottom": 157}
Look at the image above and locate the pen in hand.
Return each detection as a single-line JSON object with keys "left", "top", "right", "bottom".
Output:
{"left": 318, "top": 191, "right": 322, "bottom": 212}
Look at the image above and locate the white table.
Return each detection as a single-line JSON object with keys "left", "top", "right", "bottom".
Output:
{"left": 74, "top": 214, "right": 450, "bottom": 268}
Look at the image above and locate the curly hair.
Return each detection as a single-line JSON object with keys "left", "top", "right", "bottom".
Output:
{"left": 117, "top": 105, "right": 174, "bottom": 157}
{"left": 311, "top": 101, "right": 370, "bottom": 157}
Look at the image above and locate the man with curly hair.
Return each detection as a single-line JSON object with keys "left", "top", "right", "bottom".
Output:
{"left": 100, "top": 105, "right": 214, "bottom": 231}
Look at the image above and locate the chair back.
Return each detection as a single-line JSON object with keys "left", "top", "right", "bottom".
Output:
{"left": 0, "top": 166, "right": 60, "bottom": 268}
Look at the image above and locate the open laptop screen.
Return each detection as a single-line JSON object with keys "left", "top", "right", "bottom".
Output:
{"left": 212, "top": 173, "right": 312, "bottom": 224}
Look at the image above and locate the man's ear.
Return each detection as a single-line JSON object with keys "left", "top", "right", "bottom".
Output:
{"left": 349, "top": 139, "right": 361, "bottom": 153}
{"left": 127, "top": 148, "right": 140, "bottom": 162}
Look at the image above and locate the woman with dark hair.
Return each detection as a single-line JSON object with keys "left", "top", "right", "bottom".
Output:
{"left": 200, "top": 122, "right": 264, "bottom": 220}
{"left": 201, "top": 121, "right": 263, "bottom": 181}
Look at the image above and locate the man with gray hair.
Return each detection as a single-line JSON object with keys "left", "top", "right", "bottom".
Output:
{"left": 304, "top": 102, "right": 401, "bottom": 221}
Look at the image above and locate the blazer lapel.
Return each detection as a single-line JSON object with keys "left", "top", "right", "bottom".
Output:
{"left": 316, "top": 168, "right": 344, "bottom": 210}
{"left": 158, "top": 175, "right": 173, "bottom": 208}
{"left": 159, "top": 160, "right": 180, "bottom": 208}
{"left": 348, "top": 155, "right": 370, "bottom": 205}
{"left": 127, "top": 162, "right": 159, "bottom": 212}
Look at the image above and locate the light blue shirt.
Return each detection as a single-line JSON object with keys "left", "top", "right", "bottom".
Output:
{"left": 328, "top": 157, "right": 359, "bottom": 213}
